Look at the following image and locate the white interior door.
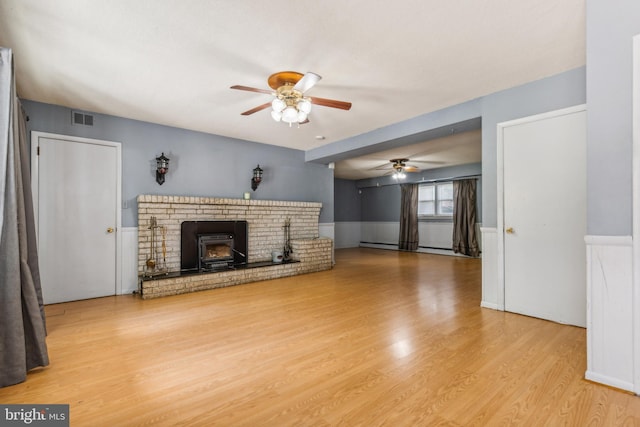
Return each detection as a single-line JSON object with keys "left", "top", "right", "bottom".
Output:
{"left": 33, "top": 133, "right": 121, "bottom": 304}
{"left": 500, "top": 106, "right": 586, "bottom": 327}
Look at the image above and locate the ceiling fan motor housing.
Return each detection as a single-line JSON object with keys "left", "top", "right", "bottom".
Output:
{"left": 276, "top": 85, "right": 305, "bottom": 108}
{"left": 391, "top": 158, "right": 409, "bottom": 170}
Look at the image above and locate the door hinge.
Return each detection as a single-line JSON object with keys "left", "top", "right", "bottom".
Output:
{"left": 37, "top": 146, "right": 40, "bottom": 155}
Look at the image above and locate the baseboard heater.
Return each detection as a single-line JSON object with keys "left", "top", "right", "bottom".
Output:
{"left": 419, "top": 245, "right": 454, "bottom": 251}
{"left": 420, "top": 246, "right": 482, "bottom": 255}
{"left": 360, "top": 242, "right": 481, "bottom": 256}
{"left": 359, "top": 242, "right": 452, "bottom": 251}
{"left": 359, "top": 241, "right": 396, "bottom": 246}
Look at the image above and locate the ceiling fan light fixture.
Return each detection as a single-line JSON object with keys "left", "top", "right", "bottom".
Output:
{"left": 298, "top": 99, "right": 312, "bottom": 114}
{"left": 392, "top": 168, "right": 406, "bottom": 180}
{"left": 272, "top": 98, "right": 286, "bottom": 113}
{"left": 282, "top": 106, "right": 299, "bottom": 123}
{"left": 271, "top": 110, "right": 282, "bottom": 122}
{"left": 297, "top": 111, "right": 308, "bottom": 122}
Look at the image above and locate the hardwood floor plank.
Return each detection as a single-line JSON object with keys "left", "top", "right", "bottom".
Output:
{"left": 1, "top": 248, "right": 639, "bottom": 426}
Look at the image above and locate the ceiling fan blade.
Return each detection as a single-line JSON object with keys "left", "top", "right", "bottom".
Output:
{"left": 293, "top": 72, "right": 321, "bottom": 93}
{"left": 241, "top": 102, "right": 271, "bottom": 116}
{"left": 230, "top": 85, "right": 273, "bottom": 95}
{"left": 404, "top": 166, "right": 420, "bottom": 173}
{"left": 407, "top": 159, "right": 445, "bottom": 164}
{"left": 369, "top": 163, "right": 392, "bottom": 171}
{"left": 310, "top": 96, "right": 352, "bottom": 110}
{"left": 300, "top": 118, "right": 310, "bottom": 125}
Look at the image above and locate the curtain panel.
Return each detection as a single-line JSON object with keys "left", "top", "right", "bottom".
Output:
{"left": 0, "top": 47, "right": 49, "bottom": 388}
{"left": 452, "top": 179, "right": 480, "bottom": 257}
{"left": 398, "top": 184, "right": 419, "bottom": 251}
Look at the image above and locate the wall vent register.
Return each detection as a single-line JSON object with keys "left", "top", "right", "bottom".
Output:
{"left": 72, "top": 111, "right": 94, "bottom": 126}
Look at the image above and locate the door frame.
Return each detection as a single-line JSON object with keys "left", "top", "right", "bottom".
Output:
{"left": 496, "top": 104, "right": 587, "bottom": 312}
{"left": 30, "top": 131, "right": 123, "bottom": 296}
{"left": 632, "top": 34, "right": 640, "bottom": 395}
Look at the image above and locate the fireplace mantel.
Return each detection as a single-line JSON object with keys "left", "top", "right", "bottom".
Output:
{"left": 137, "top": 195, "right": 332, "bottom": 298}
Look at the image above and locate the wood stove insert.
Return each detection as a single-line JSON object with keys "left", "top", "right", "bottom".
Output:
{"left": 181, "top": 221, "right": 248, "bottom": 272}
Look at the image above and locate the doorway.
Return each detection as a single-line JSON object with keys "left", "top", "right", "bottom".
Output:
{"left": 497, "top": 105, "right": 587, "bottom": 327}
{"left": 31, "top": 132, "right": 121, "bottom": 304}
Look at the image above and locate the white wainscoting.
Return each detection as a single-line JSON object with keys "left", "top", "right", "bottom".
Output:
{"left": 480, "top": 227, "right": 499, "bottom": 310}
{"left": 585, "top": 235, "right": 634, "bottom": 392}
{"left": 318, "top": 222, "right": 334, "bottom": 241}
{"left": 360, "top": 221, "right": 400, "bottom": 247}
{"left": 419, "top": 222, "right": 455, "bottom": 249}
{"left": 334, "top": 222, "right": 362, "bottom": 249}
{"left": 120, "top": 227, "right": 139, "bottom": 295}
{"left": 358, "top": 221, "right": 481, "bottom": 257}
{"left": 480, "top": 231, "right": 635, "bottom": 391}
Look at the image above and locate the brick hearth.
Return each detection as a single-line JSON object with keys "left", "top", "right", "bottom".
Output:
{"left": 137, "top": 195, "right": 333, "bottom": 298}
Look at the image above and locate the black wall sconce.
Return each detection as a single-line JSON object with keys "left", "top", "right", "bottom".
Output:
{"left": 155, "top": 152, "right": 170, "bottom": 185}
{"left": 251, "top": 164, "right": 263, "bottom": 191}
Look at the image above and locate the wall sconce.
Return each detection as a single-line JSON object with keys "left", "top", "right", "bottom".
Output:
{"left": 251, "top": 164, "right": 263, "bottom": 191}
{"left": 155, "top": 152, "right": 170, "bottom": 185}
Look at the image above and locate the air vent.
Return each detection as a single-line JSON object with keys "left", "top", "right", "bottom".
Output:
{"left": 72, "top": 111, "right": 94, "bottom": 126}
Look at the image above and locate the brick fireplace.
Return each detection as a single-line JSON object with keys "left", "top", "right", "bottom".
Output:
{"left": 137, "top": 195, "right": 333, "bottom": 298}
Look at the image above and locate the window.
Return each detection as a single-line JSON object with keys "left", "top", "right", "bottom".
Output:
{"left": 418, "top": 182, "right": 454, "bottom": 217}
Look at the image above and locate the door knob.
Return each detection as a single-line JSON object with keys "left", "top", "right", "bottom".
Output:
{"left": 506, "top": 227, "right": 514, "bottom": 234}
{"left": 107, "top": 227, "right": 114, "bottom": 233}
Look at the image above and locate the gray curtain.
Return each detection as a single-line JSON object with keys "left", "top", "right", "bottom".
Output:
{"left": 399, "top": 184, "right": 419, "bottom": 251}
{"left": 452, "top": 179, "right": 480, "bottom": 257}
{"left": 0, "top": 47, "right": 49, "bottom": 388}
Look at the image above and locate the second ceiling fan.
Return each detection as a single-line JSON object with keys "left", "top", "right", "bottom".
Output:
{"left": 389, "top": 158, "right": 419, "bottom": 179}
{"left": 230, "top": 71, "right": 352, "bottom": 126}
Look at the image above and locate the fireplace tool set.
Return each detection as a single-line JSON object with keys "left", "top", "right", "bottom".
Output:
{"left": 283, "top": 218, "right": 293, "bottom": 261}
{"left": 144, "top": 215, "right": 168, "bottom": 277}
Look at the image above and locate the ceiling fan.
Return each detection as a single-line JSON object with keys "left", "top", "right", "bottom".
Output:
{"left": 230, "top": 71, "right": 352, "bottom": 126}
{"left": 368, "top": 157, "right": 445, "bottom": 179}
{"left": 388, "top": 158, "right": 419, "bottom": 179}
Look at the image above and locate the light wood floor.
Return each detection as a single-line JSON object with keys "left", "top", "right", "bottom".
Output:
{"left": 2, "top": 248, "right": 639, "bottom": 426}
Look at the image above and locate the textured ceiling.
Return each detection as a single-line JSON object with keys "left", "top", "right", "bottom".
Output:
{"left": 0, "top": 0, "right": 585, "bottom": 178}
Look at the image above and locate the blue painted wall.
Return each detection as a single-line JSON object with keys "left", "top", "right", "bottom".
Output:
{"left": 360, "top": 185, "right": 401, "bottom": 222}
{"left": 334, "top": 178, "right": 361, "bottom": 222}
{"left": 347, "top": 163, "right": 482, "bottom": 223}
{"left": 23, "top": 100, "right": 334, "bottom": 227}
{"left": 314, "top": 67, "right": 586, "bottom": 229}
{"left": 24, "top": 65, "right": 588, "bottom": 232}
{"left": 480, "top": 67, "right": 586, "bottom": 227}
{"left": 586, "top": 0, "right": 640, "bottom": 235}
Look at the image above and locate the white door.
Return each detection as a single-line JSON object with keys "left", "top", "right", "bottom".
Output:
{"left": 499, "top": 106, "right": 586, "bottom": 327}
{"left": 32, "top": 133, "right": 121, "bottom": 304}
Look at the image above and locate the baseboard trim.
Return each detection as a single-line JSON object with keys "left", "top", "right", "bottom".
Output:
{"left": 480, "top": 301, "right": 499, "bottom": 310}
{"left": 585, "top": 371, "right": 634, "bottom": 393}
